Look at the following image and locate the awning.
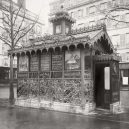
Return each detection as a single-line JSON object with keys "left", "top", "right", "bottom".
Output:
{"left": 119, "top": 63, "right": 129, "bottom": 69}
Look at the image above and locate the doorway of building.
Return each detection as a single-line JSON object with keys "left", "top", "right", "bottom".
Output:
{"left": 95, "top": 63, "right": 110, "bottom": 109}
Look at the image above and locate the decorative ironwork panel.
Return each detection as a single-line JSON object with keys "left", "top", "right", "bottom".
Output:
{"left": 84, "top": 80, "right": 94, "bottom": 103}
{"left": 29, "top": 79, "right": 39, "bottom": 97}
{"left": 17, "top": 79, "right": 29, "bottom": 98}
{"left": 18, "top": 72, "right": 28, "bottom": 79}
{"left": 40, "top": 72, "right": 50, "bottom": 78}
{"left": 29, "top": 72, "right": 39, "bottom": 78}
{"left": 39, "top": 79, "right": 64, "bottom": 101}
{"left": 63, "top": 79, "right": 82, "bottom": 104}
{"left": 39, "top": 79, "right": 82, "bottom": 105}
{"left": 51, "top": 72, "right": 62, "bottom": 78}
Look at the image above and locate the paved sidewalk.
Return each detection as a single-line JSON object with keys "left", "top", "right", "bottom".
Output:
{"left": 1, "top": 99, "right": 129, "bottom": 125}
{"left": 0, "top": 99, "right": 10, "bottom": 107}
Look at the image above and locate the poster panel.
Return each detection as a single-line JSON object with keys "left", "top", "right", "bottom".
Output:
{"left": 19, "top": 56, "right": 28, "bottom": 72}
{"left": 65, "top": 50, "right": 80, "bottom": 70}
{"left": 52, "top": 53, "right": 63, "bottom": 71}
{"left": 41, "top": 53, "right": 50, "bottom": 71}
{"left": 30, "top": 54, "right": 39, "bottom": 71}
{"left": 123, "top": 77, "right": 128, "bottom": 85}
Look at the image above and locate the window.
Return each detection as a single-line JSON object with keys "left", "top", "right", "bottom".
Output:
{"left": 120, "top": 69, "right": 129, "bottom": 87}
{"left": 120, "top": 34, "right": 125, "bottom": 48}
{"left": 85, "top": 7, "right": 89, "bottom": 16}
{"left": 78, "top": 23, "right": 84, "bottom": 28}
{"left": 111, "top": 35, "right": 120, "bottom": 47}
{"left": 126, "top": 33, "right": 129, "bottom": 46}
{"left": 100, "top": 18, "right": 105, "bottom": 24}
{"left": 89, "top": 21, "right": 95, "bottom": 26}
{"left": 112, "top": 0, "right": 116, "bottom": 7}
{"left": 125, "top": 13, "right": 129, "bottom": 24}
{"left": 89, "top": 6, "right": 95, "bottom": 15}
{"left": 78, "top": 9, "right": 83, "bottom": 17}
{"left": 100, "top": 2, "right": 107, "bottom": 10}
{"left": 65, "top": 25, "right": 69, "bottom": 33}
{"left": 56, "top": 25, "right": 61, "bottom": 34}
{"left": 12, "top": 0, "right": 17, "bottom": 3}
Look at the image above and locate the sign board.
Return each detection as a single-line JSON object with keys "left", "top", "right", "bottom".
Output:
{"left": 19, "top": 56, "right": 29, "bottom": 72}
{"left": 52, "top": 53, "right": 63, "bottom": 71}
{"left": 30, "top": 54, "right": 39, "bottom": 71}
{"left": 41, "top": 54, "right": 50, "bottom": 71}
{"left": 65, "top": 50, "right": 80, "bottom": 70}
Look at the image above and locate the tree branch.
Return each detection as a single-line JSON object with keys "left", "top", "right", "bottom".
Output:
{"left": 13, "top": 9, "right": 26, "bottom": 40}
{"left": 0, "top": 35, "right": 11, "bottom": 48}
{"left": 14, "top": 18, "right": 38, "bottom": 48}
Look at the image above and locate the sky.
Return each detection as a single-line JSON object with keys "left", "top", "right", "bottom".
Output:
{"left": 26, "top": 0, "right": 53, "bottom": 25}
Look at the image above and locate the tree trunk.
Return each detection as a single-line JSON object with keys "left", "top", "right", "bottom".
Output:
{"left": 9, "top": 54, "right": 14, "bottom": 105}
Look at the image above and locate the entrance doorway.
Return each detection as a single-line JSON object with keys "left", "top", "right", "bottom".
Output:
{"left": 95, "top": 63, "right": 110, "bottom": 109}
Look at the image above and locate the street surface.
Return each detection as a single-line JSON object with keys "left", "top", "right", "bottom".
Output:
{"left": 0, "top": 106, "right": 129, "bottom": 129}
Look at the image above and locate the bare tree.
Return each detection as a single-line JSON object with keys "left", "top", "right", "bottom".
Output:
{"left": 96, "top": 4, "right": 129, "bottom": 25}
{"left": 0, "top": 0, "right": 38, "bottom": 105}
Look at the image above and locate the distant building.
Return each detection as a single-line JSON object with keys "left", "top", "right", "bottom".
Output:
{"left": 49, "top": 0, "right": 129, "bottom": 109}
{"left": 0, "top": 0, "right": 45, "bottom": 99}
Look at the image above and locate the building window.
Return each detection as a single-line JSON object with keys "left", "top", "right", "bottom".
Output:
{"left": 85, "top": 7, "right": 89, "bottom": 16}
{"left": 78, "top": 23, "right": 84, "bottom": 28}
{"left": 78, "top": 9, "right": 83, "bottom": 17}
{"left": 100, "top": 18, "right": 105, "bottom": 24}
{"left": 12, "top": 0, "right": 17, "bottom": 3}
{"left": 89, "top": 21, "right": 95, "bottom": 26}
{"left": 125, "top": 13, "right": 129, "bottom": 25}
{"left": 56, "top": 25, "right": 61, "bottom": 34}
{"left": 120, "top": 69, "right": 129, "bottom": 87}
{"left": 89, "top": 6, "right": 95, "bottom": 15}
{"left": 112, "top": 0, "right": 116, "bottom": 7}
{"left": 111, "top": 35, "right": 120, "bottom": 48}
{"left": 100, "top": 2, "right": 107, "bottom": 10}
{"left": 120, "top": 34, "right": 125, "bottom": 48}
{"left": 126, "top": 33, "right": 129, "bottom": 46}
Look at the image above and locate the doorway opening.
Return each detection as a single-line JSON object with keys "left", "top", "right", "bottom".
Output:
{"left": 95, "top": 63, "right": 110, "bottom": 109}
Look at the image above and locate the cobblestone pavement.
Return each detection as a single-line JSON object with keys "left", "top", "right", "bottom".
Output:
{"left": 0, "top": 105, "right": 129, "bottom": 129}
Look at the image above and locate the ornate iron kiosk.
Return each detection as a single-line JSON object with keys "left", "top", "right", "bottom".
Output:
{"left": 11, "top": 10, "right": 121, "bottom": 114}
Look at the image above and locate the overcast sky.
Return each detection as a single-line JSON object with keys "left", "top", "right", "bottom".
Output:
{"left": 26, "top": 0, "right": 52, "bottom": 25}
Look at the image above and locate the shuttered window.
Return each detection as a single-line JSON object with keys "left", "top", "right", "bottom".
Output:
{"left": 111, "top": 35, "right": 120, "bottom": 47}
{"left": 120, "top": 34, "right": 125, "bottom": 48}
{"left": 126, "top": 33, "right": 129, "bottom": 47}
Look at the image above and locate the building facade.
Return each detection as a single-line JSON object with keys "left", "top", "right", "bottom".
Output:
{"left": 0, "top": 0, "right": 44, "bottom": 99}
{"left": 49, "top": 0, "right": 129, "bottom": 109}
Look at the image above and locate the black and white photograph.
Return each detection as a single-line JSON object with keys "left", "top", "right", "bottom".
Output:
{"left": 0, "top": 0, "right": 129, "bottom": 129}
